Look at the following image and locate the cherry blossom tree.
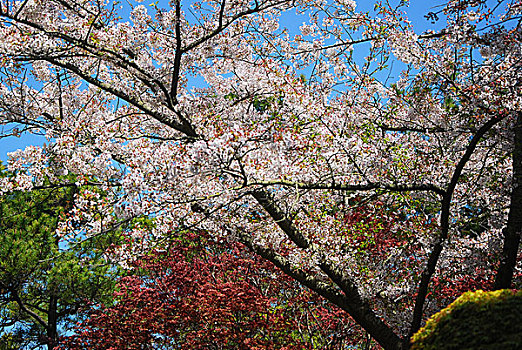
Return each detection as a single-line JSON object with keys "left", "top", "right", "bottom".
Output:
{"left": 0, "top": 0, "right": 520, "bottom": 348}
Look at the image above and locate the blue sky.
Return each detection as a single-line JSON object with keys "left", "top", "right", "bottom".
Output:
{"left": 0, "top": 0, "right": 444, "bottom": 163}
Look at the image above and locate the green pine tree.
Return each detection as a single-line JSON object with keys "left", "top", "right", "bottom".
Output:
{"left": 0, "top": 163, "right": 120, "bottom": 350}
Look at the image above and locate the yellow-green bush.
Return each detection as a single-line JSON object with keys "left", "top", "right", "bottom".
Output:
{"left": 411, "top": 289, "right": 522, "bottom": 350}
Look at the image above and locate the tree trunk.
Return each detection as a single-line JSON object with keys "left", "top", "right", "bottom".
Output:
{"left": 494, "top": 111, "right": 522, "bottom": 289}
{"left": 47, "top": 293, "right": 58, "bottom": 350}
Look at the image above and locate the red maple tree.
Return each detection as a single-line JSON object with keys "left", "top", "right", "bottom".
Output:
{"left": 61, "top": 230, "right": 365, "bottom": 349}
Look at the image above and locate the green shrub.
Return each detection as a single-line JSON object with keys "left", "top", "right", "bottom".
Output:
{"left": 410, "top": 289, "right": 522, "bottom": 350}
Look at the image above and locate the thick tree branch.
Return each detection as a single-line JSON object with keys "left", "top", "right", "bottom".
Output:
{"left": 494, "top": 110, "right": 522, "bottom": 289}
{"left": 10, "top": 287, "right": 48, "bottom": 330}
{"left": 43, "top": 57, "right": 198, "bottom": 137}
{"left": 318, "top": 262, "right": 405, "bottom": 349}
{"left": 248, "top": 189, "right": 404, "bottom": 348}
{"left": 377, "top": 124, "right": 447, "bottom": 134}
{"left": 170, "top": 0, "right": 182, "bottom": 104}
{"left": 3, "top": 5, "right": 205, "bottom": 138}
{"left": 236, "top": 229, "right": 404, "bottom": 350}
{"left": 409, "top": 114, "right": 504, "bottom": 337}
{"left": 250, "top": 189, "right": 310, "bottom": 249}
{"left": 249, "top": 180, "right": 446, "bottom": 196}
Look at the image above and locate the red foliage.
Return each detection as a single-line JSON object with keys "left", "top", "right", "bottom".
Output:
{"left": 60, "top": 231, "right": 362, "bottom": 349}
{"left": 430, "top": 266, "right": 495, "bottom": 304}
{"left": 339, "top": 202, "right": 406, "bottom": 259}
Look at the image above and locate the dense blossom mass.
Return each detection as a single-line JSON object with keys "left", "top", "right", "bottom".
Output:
{"left": 0, "top": 0, "right": 521, "bottom": 349}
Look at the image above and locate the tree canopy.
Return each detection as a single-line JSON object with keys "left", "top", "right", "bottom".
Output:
{"left": 0, "top": 0, "right": 520, "bottom": 349}
{"left": 0, "top": 165, "right": 119, "bottom": 349}
{"left": 61, "top": 230, "right": 362, "bottom": 349}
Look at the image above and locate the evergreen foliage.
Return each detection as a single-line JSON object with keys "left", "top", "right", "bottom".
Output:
{"left": 0, "top": 164, "right": 119, "bottom": 349}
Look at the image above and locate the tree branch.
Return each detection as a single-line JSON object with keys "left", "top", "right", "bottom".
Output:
{"left": 43, "top": 57, "right": 198, "bottom": 137}
{"left": 494, "top": 110, "right": 522, "bottom": 289}
{"left": 249, "top": 180, "right": 446, "bottom": 196}
{"left": 318, "top": 262, "right": 404, "bottom": 350}
{"left": 248, "top": 189, "right": 404, "bottom": 348}
{"left": 10, "top": 287, "right": 48, "bottom": 330}
{"left": 170, "top": 0, "right": 182, "bottom": 104}
{"left": 250, "top": 189, "right": 310, "bottom": 249}
{"left": 408, "top": 114, "right": 504, "bottom": 337}
{"left": 235, "top": 228, "right": 403, "bottom": 350}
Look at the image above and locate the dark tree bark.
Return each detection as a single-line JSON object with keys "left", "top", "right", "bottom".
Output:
{"left": 47, "top": 294, "right": 58, "bottom": 350}
{"left": 494, "top": 111, "right": 522, "bottom": 289}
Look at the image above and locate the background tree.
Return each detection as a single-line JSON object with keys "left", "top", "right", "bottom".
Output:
{"left": 0, "top": 164, "right": 119, "bottom": 349}
{"left": 61, "top": 229, "right": 367, "bottom": 350}
{"left": 0, "top": 0, "right": 521, "bottom": 349}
